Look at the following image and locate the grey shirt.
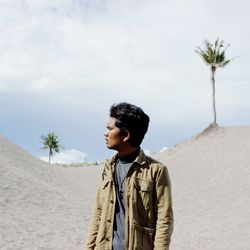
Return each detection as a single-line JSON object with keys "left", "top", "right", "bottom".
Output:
{"left": 112, "top": 149, "right": 139, "bottom": 250}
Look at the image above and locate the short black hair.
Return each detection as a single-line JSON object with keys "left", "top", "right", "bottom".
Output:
{"left": 110, "top": 102, "right": 150, "bottom": 147}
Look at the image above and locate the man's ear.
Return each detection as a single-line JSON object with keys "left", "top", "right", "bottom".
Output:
{"left": 122, "top": 131, "right": 130, "bottom": 142}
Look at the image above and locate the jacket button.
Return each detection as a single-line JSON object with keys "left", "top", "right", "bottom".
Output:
{"left": 106, "top": 237, "right": 110, "bottom": 241}
{"left": 107, "top": 219, "right": 111, "bottom": 223}
{"left": 110, "top": 200, "right": 114, "bottom": 204}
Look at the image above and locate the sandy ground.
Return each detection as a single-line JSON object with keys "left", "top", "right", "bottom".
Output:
{"left": 156, "top": 125, "right": 250, "bottom": 250}
{"left": 0, "top": 133, "right": 101, "bottom": 250}
{"left": 1, "top": 125, "right": 250, "bottom": 249}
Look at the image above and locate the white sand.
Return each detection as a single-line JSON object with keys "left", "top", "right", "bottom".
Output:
{"left": 0, "top": 134, "right": 102, "bottom": 250}
{"left": 1, "top": 125, "right": 250, "bottom": 249}
{"left": 156, "top": 125, "right": 250, "bottom": 250}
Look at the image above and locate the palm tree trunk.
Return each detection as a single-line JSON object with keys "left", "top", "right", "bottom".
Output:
{"left": 49, "top": 149, "right": 52, "bottom": 164}
{"left": 210, "top": 66, "right": 217, "bottom": 125}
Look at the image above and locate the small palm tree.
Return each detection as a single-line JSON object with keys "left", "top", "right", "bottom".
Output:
{"left": 41, "top": 132, "right": 63, "bottom": 164}
{"left": 195, "top": 38, "right": 234, "bottom": 126}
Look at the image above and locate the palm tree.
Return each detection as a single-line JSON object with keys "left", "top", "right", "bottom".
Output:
{"left": 41, "top": 132, "right": 63, "bottom": 164}
{"left": 195, "top": 39, "right": 234, "bottom": 126}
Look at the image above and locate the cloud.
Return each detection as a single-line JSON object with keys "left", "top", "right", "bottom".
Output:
{"left": 144, "top": 146, "right": 168, "bottom": 156}
{"left": 1, "top": 0, "right": 248, "bottom": 112}
{"left": 1, "top": 0, "right": 250, "bottom": 160}
{"left": 159, "top": 147, "right": 168, "bottom": 153}
{"left": 40, "top": 149, "right": 87, "bottom": 164}
{"left": 143, "top": 149, "right": 152, "bottom": 156}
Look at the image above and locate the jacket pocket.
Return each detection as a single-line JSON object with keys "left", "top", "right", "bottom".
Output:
{"left": 131, "top": 221, "right": 155, "bottom": 250}
{"left": 133, "top": 178, "right": 154, "bottom": 211}
{"left": 102, "top": 178, "right": 110, "bottom": 189}
{"left": 100, "top": 178, "right": 113, "bottom": 204}
{"left": 134, "top": 178, "right": 153, "bottom": 192}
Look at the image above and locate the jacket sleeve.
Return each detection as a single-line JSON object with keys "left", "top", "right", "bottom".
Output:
{"left": 154, "top": 165, "right": 174, "bottom": 249}
{"left": 85, "top": 179, "right": 103, "bottom": 249}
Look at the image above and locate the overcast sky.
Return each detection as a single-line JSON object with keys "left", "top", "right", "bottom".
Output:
{"left": 0, "top": 0, "right": 249, "bottom": 163}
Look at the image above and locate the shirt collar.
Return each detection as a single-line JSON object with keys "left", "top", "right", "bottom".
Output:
{"left": 108, "top": 147, "right": 146, "bottom": 166}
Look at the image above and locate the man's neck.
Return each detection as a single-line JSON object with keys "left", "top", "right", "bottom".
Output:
{"left": 117, "top": 146, "right": 139, "bottom": 157}
{"left": 118, "top": 147, "right": 140, "bottom": 164}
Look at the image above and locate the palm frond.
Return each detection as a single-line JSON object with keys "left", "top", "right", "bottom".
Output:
{"left": 196, "top": 38, "right": 236, "bottom": 69}
{"left": 40, "top": 132, "right": 64, "bottom": 163}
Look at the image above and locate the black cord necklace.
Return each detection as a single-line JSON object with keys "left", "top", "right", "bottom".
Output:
{"left": 116, "top": 160, "right": 128, "bottom": 199}
{"left": 116, "top": 148, "right": 139, "bottom": 199}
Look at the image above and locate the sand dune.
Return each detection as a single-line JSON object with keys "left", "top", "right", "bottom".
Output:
{"left": 1, "top": 125, "right": 250, "bottom": 249}
{"left": 0, "top": 134, "right": 101, "bottom": 250}
{"left": 156, "top": 125, "right": 250, "bottom": 250}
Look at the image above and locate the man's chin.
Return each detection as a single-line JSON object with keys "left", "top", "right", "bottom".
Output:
{"left": 106, "top": 145, "right": 117, "bottom": 151}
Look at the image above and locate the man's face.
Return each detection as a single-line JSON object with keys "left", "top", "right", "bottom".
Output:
{"left": 104, "top": 117, "right": 125, "bottom": 151}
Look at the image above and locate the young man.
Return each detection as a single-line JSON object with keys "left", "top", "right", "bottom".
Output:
{"left": 86, "top": 103, "right": 173, "bottom": 250}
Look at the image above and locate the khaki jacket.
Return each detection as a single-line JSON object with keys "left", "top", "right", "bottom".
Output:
{"left": 86, "top": 149, "right": 173, "bottom": 250}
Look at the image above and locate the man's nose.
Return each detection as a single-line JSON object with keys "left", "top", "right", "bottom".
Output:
{"left": 104, "top": 130, "right": 108, "bottom": 137}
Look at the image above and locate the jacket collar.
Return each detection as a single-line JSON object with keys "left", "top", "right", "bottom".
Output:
{"left": 133, "top": 148, "right": 147, "bottom": 166}
{"left": 103, "top": 148, "right": 147, "bottom": 179}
